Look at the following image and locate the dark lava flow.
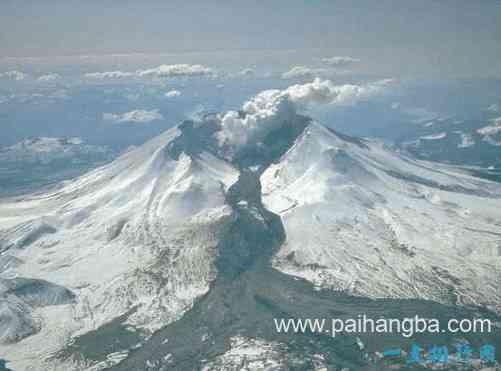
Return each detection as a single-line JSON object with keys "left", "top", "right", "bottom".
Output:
{"left": 107, "top": 169, "right": 501, "bottom": 371}
{"left": 57, "top": 117, "right": 501, "bottom": 371}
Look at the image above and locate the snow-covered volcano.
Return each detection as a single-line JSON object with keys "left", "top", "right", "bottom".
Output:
{"left": 0, "top": 122, "right": 240, "bottom": 369}
{"left": 262, "top": 122, "right": 501, "bottom": 309}
{"left": 1, "top": 89, "right": 501, "bottom": 370}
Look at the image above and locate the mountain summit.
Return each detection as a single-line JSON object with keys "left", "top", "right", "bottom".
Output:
{"left": 1, "top": 102, "right": 501, "bottom": 370}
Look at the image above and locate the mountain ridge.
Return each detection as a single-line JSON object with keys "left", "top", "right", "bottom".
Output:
{"left": 1, "top": 113, "right": 501, "bottom": 370}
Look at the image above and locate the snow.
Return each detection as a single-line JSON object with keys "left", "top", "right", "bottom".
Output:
{"left": 477, "top": 117, "right": 501, "bottom": 145}
{"left": 2, "top": 117, "right": 501, "bottom": 369}
{"left": 478, "top": 117, "right": 501, "bottom": 136}
{"left": 202, "top": 336, "right": 329, "bottom": 371}
{"left": 419, "top": 132, "right": 447, "bottom": 140}
{"left": 261, "top": 122, "right": 501, "bottom": 311}
{"left": 202, "top": 336, "right": 288, "bottom": 371}
{"left": 0, "top": 126, "right": 239, "bottom": 370}
{"left": 478, "top": 126, "right": 501, "bottom": 135}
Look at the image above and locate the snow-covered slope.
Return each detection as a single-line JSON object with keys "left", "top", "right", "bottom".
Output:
{"left": 0, "top": 127, "right": 238, "bottom": 370}
{"left": 201, "top": 336, "right": 327, "bottom": 371}
{"left": 2, "top": 113, "right": 501, "bottom": 370}
{"left": 262, "top": 122, "right": 501, "bottom": 311}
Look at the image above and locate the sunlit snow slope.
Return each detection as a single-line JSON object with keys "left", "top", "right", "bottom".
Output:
{"left": 0, "top": 126, "right": 238, "bottom": 370}
{"left": 1, "top": 114, "right": 501, "bottom": 370}
{"left": 262, "top": 122, "right": 501, "bottom": 311}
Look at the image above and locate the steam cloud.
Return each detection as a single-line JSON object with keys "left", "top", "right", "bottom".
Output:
{"left": 216, "top": 78, "right": 393, "bottom": 149}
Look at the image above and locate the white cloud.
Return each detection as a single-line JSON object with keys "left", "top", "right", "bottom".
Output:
{"left": 233, "top": 68, "right": 255, "bottom": 78}
{"left": 165, "top": 90, "right": 181, "bottom": 98}
{"left": 136, "top": 64, "right": 213, "bottom": 78}
{"left": 281, "top": 57, "right": 361, "bottom": 80}
{"left": 216, "top": 77, "right": 393, "bottom": 150}
{"left": 487, "top": 103, "right": 499, "bottom": 113}
{"left": 37, "top": 73, "right": 61, "bottom": 82}
{"left": 84, "top": 71, "right": 135, "bottom": 79}
{"left": 320, "top": 56, "right": 360, "bottom": 67}
{"left": 282, "top": 66, "right": 327, "bottom": 79}
{"left": 0, "top": 70, "right": 27, "bottom": 81}
{"left": 224, "top": 68, "right": 256, "bottom": 79}
{"left": 84, "top": 64, "right": 213, "bottom": 80}
{"left": 283, "top": 77, "right": 393, "bottom": 107}
{"left": 281, "top": 64, "right": 356, "bottom": 79}
{"left": 103, "top": 109, "right": 163, "bottom": 124}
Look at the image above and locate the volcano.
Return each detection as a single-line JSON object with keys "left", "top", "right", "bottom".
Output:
{"left": 1, "top": 109, "right": 501, "bottom": 370}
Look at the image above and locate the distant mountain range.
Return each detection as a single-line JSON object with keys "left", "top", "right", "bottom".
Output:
{"left": 0, "top": 137, "right": 115, "bottom": 197}
{"left": 386, "top": 115, "right": 501, "bottom": 182}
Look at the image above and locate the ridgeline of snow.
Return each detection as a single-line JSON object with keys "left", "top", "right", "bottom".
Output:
{"left": 261, "top": 122, "right": 501, "bottom": 309}
{"left": 0, "top": 127, "right": 238, "bottom": 370}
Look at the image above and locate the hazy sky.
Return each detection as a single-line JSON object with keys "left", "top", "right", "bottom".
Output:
{"left": 1, "top": 0, "right": 501, "bottom": 78}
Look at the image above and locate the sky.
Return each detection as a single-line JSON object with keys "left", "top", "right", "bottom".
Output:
{"left": 1, "top": 0, "right": 501, "bottom": 78}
